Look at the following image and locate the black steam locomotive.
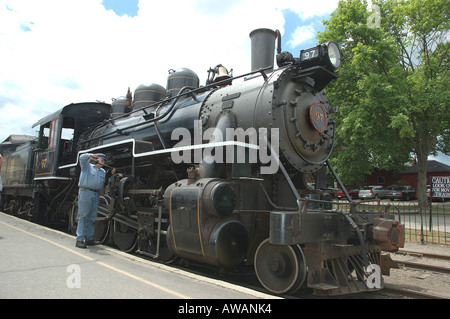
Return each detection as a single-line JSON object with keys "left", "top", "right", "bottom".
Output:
{"left": 0, "top": 29, "right": 404, "bottom": 295}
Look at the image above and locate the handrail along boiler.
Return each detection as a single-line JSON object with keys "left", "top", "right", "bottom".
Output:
{"left": 0, "top": 28, "right": 404, "bottom": 295}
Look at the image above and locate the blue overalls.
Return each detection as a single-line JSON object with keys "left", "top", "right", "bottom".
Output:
{"left": 76, "top": 153, "right": 107, "bottom": 242}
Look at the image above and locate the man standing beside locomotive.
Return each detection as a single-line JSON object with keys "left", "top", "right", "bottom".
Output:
{"left": 76, "top": 153, "right": 115, "bottom": 249}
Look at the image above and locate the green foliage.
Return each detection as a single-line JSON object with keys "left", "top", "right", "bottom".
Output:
{"left": 318, "top": 0, "right": 449, "bottom": 206}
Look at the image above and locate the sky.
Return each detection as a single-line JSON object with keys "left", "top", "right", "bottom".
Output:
{"left": 0, "top": 0, "right": 338, "bottom": 140}
{"left": 1, "top": 0, "right": 449, "bottom": 165}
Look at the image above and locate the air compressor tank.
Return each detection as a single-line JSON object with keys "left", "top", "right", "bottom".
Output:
{"left": 111, "top": 96, "right": 131, "bottom": 118}
{"left": 166, "top": 68, "right": 199, "bottom": 97}
{"left": 133, "top": 83, "right": 166, "bottom": 111}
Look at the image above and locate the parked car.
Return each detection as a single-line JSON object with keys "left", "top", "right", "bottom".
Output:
{"left": 414, "top": 186, "right": 446, "bottom": 202}
{"left": 422, "top": 186, "right": 446, "bottom": 202}
{"left": 386, "top": 186, "right": 417, "bottom": 201}
{"left": 358, "top": 186, "right": 389, "bottom": 199}
{"left": 335, "top": 188, "right": 359, "bottom": 199}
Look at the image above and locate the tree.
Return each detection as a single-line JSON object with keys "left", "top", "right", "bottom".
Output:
{"left": 318, "top": 0, "right": 449, "bottom": 208}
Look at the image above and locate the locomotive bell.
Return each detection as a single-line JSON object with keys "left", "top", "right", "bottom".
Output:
{"left": 214, "top": 65, "right": 232, "bottom": 86}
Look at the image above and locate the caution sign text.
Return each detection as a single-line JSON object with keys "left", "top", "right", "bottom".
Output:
{"left": 431, "top": 176, "right": 450, "bottom": 198}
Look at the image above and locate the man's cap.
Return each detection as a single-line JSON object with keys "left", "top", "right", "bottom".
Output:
{"left": 96, "top": 153, "right": 106, "bottom": 160}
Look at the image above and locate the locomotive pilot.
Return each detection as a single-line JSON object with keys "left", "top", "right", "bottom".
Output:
{"left": 75, "top": 153, "right": 115, "bottom": 249}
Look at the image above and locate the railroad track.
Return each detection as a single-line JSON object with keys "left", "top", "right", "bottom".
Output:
{"left": 393, "top": 249, "right": 450, "bottom": 274}
{"left": 383, "top": 249, "right": 450, "bottom": 299}
{"left": 383, "top": 284, "right": 448, "bottom": 299}
{"left": 393, "top": 259, "right": 450, "bottom": 274}
{"left": 395, "top": 249, "right": 450, "bottom": 261}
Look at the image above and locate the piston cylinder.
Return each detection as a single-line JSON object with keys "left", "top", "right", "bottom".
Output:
{"left": 164, "top": 178, "right": 248, "bottom": 268}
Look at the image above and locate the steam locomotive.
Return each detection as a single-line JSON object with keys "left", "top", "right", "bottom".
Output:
{"left": 0, "top": 28, "right": 404, "bottom": 296}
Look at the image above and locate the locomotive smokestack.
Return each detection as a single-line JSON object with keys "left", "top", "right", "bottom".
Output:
{"left": 249, "top": 28, "right": 278, "bottom": 72}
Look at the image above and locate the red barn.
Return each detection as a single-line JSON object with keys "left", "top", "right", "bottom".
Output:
{"left": 400, "top": 160, "right": 450, "bottom": 188}
{"left": 361, "top": 160, "right": 450, "bottom": 189}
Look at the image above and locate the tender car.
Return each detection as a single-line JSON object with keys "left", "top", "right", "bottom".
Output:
{"left": 335, "top": 188, "right": 359, "bottom": 199}
{"left": 358, "top": 186, "right": 389, "bottom": 199}
{"left": 386, "top": 186, "right": 417, "bottom": 201}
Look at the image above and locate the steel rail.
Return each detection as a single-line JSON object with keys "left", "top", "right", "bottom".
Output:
{"left": 395, "top": 250, "right": 450, "bottom": 261}
{"left": 391, "top": 258, "right": 450, "bottom": 274}
{"left": 383, "top": 284, "right": 448, "bottom": 299}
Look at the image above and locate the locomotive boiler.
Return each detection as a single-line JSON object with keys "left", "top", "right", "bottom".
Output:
{"left": 0, "top": 28, "right": 404, "bottom": 296}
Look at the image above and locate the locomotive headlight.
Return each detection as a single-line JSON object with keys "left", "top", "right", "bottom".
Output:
{"left": 326, "top": 41, "right": 341, "bottom": 69}
{"left": 299, "top": 41, "right": 342, "bottom": 70}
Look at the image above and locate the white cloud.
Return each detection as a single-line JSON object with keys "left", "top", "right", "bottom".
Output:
{"left": 0, "top": 0, "right": 338, "bottom": 143}
{"left": 276, "top": 0, "right": 338, "bottom": 20}
{"left": 286, "top": 24, "right": 316, "bottom": 49}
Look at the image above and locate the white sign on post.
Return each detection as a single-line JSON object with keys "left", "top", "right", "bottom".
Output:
{"left": 431, "top": 176, "right": 450, "bottom": 198}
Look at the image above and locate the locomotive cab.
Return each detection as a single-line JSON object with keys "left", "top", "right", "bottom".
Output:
{"left": 33, "top": 102, "right": 111, "bottom": 179}
{"left": 23, "top": 102, "right": 111, "bottom": 224}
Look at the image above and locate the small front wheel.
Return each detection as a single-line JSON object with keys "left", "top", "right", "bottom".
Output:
{"left": 254, "top": 239, "right": 307, "bottom": 294}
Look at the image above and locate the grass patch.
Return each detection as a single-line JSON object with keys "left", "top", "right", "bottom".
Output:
{"left": 405, "top": 228, "right": 450, "bottom": 245}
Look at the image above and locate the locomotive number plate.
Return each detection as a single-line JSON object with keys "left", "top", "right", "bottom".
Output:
{"left": 309, "top": 102, "right": 328, "bottom": 133}
{"left": 300, "top": 47, "right": 319, "bottom": 62}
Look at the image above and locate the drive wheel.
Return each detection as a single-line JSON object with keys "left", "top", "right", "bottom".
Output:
{"left": 254, "top": 239, "right": 307, "bottom": 295}
{"left": 93, "top": 204, "right": 111, "bottom": 244}
{"left": 113, "top": 220, "right": 137, "bottom": 252}
{"left": 137, "top": 226, "right": 177, "bottom": 263}
{"left": 68, "top": 198, "right": 110, "bottom": 244}
{"left": 68, "top": 202, "right": 78, "bottom": 235}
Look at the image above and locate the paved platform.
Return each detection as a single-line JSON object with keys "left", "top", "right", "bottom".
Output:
{"left": 0, "top": 212, "right": 277, "bottom": 300}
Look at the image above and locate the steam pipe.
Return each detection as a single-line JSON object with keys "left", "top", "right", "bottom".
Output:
{"left": 326, "top": 160, "right": 369, "bottom": 268}
{"left": 275, "top": 29, "right": 282, "bottom": 54}
{"left": 199, "top": 112, "right": 235, "bottom": 178}
{"left": 326, "top": 160, "right": 354, "bottom": 204}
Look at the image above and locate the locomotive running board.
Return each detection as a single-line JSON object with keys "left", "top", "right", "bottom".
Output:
{"left": 58, "top": 138, "right": 259, "bottom": 170}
